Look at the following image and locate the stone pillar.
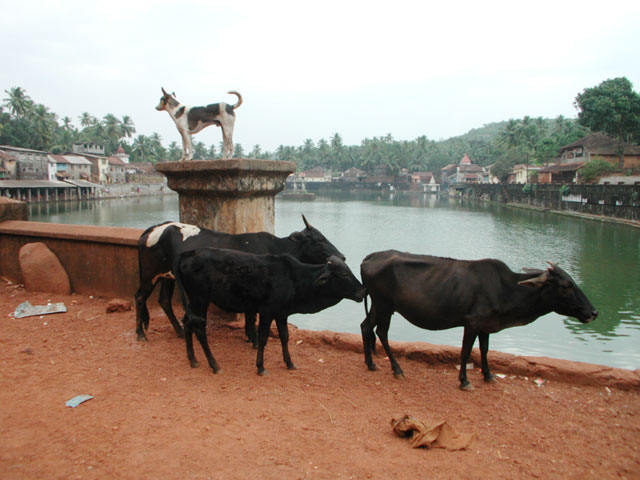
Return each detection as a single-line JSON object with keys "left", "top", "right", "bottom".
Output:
{"left": 155, "top": 159, "right": 295, "bottom": 234}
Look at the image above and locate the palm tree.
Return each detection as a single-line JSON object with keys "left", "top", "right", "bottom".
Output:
{"left": 61, "top": 116, "right": 74, "bottom": 131}
{"left": 79, "top": 112, "right": 97, "bottom": 128}
{"left": 233, "top": 143, "right": 245, "bottom": 158}
{"left": 30, "top": 103, "right": 57, "bottom": 149}
{"left": 3, "top": 87, "right": 33, "bottom": 117}
{"left": 249, "top": 144, "right": 262, "bottom": 158}
{"left": 120, "top": 115, "right": 136, "bottom": 139}
{"left": 168, "top": 141, "right": 182, "bottom": 161}
{"left": 131, "top": 135, "right": 154, "bottom": 162}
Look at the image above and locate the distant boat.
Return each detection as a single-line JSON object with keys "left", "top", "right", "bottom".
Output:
{"left": 279, "top": 190, "right": 316, "bottom": 201}
{"left": 279, "top": 180, "right": 316, "bottom": 201}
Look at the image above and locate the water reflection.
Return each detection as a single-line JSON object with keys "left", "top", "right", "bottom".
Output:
{"left": 28, "top": 190, "right": 640, "bottom": 369}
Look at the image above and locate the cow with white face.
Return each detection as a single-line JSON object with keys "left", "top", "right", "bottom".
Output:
{"left": 134, "top": 216, "right": 345, "bottom": 343}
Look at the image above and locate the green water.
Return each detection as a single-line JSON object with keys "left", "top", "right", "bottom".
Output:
{"left": 28, "top": 192, "right": 640, "bottom": 369}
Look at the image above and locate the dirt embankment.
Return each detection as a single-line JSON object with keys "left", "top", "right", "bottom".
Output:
{"left": 1, "top": 281, "right": 639, "bottom": 480}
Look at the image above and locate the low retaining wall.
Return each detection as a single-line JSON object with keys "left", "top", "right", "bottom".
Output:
{"left": 464, "top": 184, "right": 640, "bottom": 221}
{"left": 0, "top": 220, "right": 143, "bottom": 298}
{"left": 278, "top": 326, "right": 640, "bottom": 391}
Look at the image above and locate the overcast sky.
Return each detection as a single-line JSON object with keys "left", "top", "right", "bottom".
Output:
{"left": 2, "top": 0, "right": 640, "bottom": 152}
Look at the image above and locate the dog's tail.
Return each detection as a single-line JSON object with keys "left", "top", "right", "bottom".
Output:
{"left": 228, "top": 91, "right": 243, "bottom": 109}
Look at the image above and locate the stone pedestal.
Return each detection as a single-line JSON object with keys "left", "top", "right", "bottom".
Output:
{"left": 155, "top": 159, "right": 296, "bottom": 234}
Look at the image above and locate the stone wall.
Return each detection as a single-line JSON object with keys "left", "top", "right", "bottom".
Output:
{"left": 0, "top": 221, "right": 143, "bottom": 299}
{"left": 464, "top": 184, "right": 640, "bottom": 221}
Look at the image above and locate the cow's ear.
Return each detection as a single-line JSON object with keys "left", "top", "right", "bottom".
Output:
{"left": 313, "top": 272, "right": 330, "bottom": 287}
{"left": 289, "top": 231, "right": 304, "bottom": 242}
{"left": 161, "top": 87, "right": 169, "bottom": 97}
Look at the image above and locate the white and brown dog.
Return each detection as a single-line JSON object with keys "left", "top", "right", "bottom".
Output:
{"left": 156, "top": 88, "right": 242, "bottom": 160}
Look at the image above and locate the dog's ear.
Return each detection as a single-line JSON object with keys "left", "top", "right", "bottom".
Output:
{"left": 161, "top": 87, "right": 169, "bottom": 97}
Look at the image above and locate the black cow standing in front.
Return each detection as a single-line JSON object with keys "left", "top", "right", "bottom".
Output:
{"left": 173, "top": 248, "right": 366, "bottom": 375}
{"left": 360, "top": 250, "right": 598, "bottom": 390}
{"left": 134, "top": 215, "right": 345, "bottom": 344}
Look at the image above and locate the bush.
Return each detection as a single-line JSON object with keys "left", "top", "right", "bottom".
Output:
{"left": 579, "top": 158, "right": 615, "bottom": 183}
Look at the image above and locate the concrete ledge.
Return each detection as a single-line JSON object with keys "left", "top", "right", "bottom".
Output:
{"left": 0, "top": 220, "right": 143, "bottom": 298}
{"left": 281, "top": 327, "right": 640, "bottom": 390}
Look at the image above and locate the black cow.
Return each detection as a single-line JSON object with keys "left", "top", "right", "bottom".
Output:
{"left": 134, "top": 215, "right": 345, "bottom": 343}
{"left": 173, "top": 248, "right": 366, "bottom": 375}
{"left": 360, "top": 250, "right": 598, "bottom": 390}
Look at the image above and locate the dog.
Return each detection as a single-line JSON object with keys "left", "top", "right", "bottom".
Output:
{"left": 156, "top": 88, "right": 242, "bottom": 161}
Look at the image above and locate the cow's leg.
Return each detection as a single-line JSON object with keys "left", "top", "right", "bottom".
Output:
{"left": 183, "top": 314, "right": 198, "bottom": 368}
{"left": 158, "top": 278, "right": 184, "bottom": 338}
{"left": 256, "top": 315, "right": 273, "bottom": 376}
{"left": 374, "top": 309, "right": 404, "bottom": 379}
{"left": 189, "top": 302, "right": 221, "bottom": 374}
{"left": 275, "top": 316, "right": 296, "bottom": 370}
{"left": 478, "top": 332, "right": 495, "bottom": 383}
{"left": 459, "top": 327, "right": 478, "bottom": 391}
{"left": 134, "top": 278, "right": 156, "bottom": 341}
{"left": 360, "top": 309, "right": 379, "bottom": 371}
{"left": 244, "top": 312, "right": 258, "bottom": 348}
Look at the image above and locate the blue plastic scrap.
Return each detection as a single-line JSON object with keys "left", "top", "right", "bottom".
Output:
{"left": 66, "top": 394, "right": 93, "bottom": 408}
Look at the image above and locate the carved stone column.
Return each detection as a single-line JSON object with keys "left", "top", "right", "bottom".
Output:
{"left": 155, "top": 159, "right": 295, "bottom": 234}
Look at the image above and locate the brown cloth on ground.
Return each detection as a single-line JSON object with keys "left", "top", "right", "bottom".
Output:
{"left": 391, "top": 415, "right": 474, "bottom": 450}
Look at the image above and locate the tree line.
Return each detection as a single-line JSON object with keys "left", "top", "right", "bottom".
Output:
{"left": 2, "top": 77, "right": 638, "bottom": 180}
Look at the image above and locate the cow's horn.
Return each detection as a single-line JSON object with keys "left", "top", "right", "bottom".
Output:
{"left": 547, "top": 261, "right": 557, "bottom": 269}
{"left": 518, "top": 269, "right": 550, "bottom": 287}
{"left": 302, "top": 214, "right": 311, "bottom": 229}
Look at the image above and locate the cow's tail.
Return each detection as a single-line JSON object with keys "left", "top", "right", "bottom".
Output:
{"left": 228, "top": 91, "right": 243, "bottom": 110}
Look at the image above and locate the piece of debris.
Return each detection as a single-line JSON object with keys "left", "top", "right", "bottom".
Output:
{"left": 455, "top": 363, "right": 474, "bottom": 371}
{"left": 495, "top": 374, "right": 506, "bottom": 379}
{"left": 66, "top": 394, "right": 93, "bottom": 408}
{"left": 106, "top": 298, "right": 132, "bottom": 313}
{"left": 391, "top": 415, "right": 474, "bottom": 450}
{"left": 534, "top": 378, "right": 547, "bottom": 387}
{"left": 14, "top": 301, "right": 67, "bottom": 319}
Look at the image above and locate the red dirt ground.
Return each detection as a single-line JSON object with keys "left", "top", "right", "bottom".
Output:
{"left": 1, "top": 279, "right": 639, "bottom": 480}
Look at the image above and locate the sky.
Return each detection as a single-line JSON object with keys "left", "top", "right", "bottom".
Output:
{"left": 2, "top": 0, "right": 640, "bottom": 153}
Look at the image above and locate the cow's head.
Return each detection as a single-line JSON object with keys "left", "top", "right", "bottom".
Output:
{"left": 314, "top": 256, "right": 366, "bottom": 302}
{"left": 519, "top": 262, "right": 597, "bottom": 323}
{"left": 288, "top": 214, "right": 346, "bottom": 263}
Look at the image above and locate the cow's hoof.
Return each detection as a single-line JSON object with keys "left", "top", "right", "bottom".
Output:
{"left": 257, "top": 369, "right": 269, "bottom": 376}
{"left": 212, "top": 368, "right": 222, "bottom": 375}
{"left": 367, "top": 363, "right": 380, "bottom": 372}
{"left": 484, "top": 374, "right": 497, "bottom": 383}
{"left": 460, "top": 382, "right": 474, "bottom": 391}
{"left": 190, "top": 361, "right": 199, "bottom": 368}
{"left": 393, "top": 372, "right": 406, "bottom": 380}
{"left": 287, "top": 363, "right": 298, "bottom": 371}
{"left": 137, "top": 334, "right": 147, "bottom": 342}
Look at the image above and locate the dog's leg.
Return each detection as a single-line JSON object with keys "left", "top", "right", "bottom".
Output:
{"left": 185, "top": 132, "right": 195, "bottom": 161}
{"left": 221, "top": 120, "right": 235, "bottom": 159}
{"left": 179, "top": 130, "right": 190, "bottom": 162}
